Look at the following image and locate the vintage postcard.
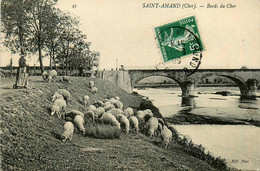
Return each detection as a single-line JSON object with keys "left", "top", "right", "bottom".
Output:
{"left": 1, "top": 0, "right": 259, "bottom": 170}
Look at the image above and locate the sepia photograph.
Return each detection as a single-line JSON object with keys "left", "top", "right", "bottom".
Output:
{"left": 1, "top": 0, "right": 260, "bottom": 170}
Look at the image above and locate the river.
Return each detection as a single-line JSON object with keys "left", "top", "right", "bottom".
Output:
{"left": 135, "top": 87, "right": 260, "bottom": 170}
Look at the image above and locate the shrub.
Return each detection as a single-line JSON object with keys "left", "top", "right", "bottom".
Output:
{"left": 85, "top": 123, "right": 121, "bottom": 139}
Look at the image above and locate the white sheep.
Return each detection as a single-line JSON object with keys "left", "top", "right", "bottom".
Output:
{"left": 109, "top": 98, "right": 117, "bottom": 105}
{"left": 104, "top": 101, "right": 112, "bottom": 106}
{"left": 161, "top": 125, "right": 172, "bottom": 149}
{"left": 83, "top": 95, "right": 90, "bottom": 106}
{"left": 61, "top": 121, "right": 74, "bottom": 142}
{"left": 91, "top": 87, "right": 98, "bottom": 94}
{"left": 93, "top": 107, "right": 105, "bottom": 118}
{"left": 104, "top": 104, "right": 115, "bottom": 111}
{"left": 74, "top": 115, "right": 85, "bottom": 134}
{"left": 100, "top": 112, "right": 120, "bottom": 129}
{"left": 124, "top": 107, "right": 134, "bottom": 117}
{"left": 129, "top": 116, "right": 139, "bottom": 133}
{"left": 136, "top": 110, "right": 145, "bottom": 120}
{"left": 115, "top": 114, "right": 125, "bottom": 121}
{"left": 53, "top": 89, "right": 71, "bottom": 103}
{"left": 51, "top": 93, "right": 64, "bottom": 102}
{"left": 42, "top": 71, "right": 48, "bottom": 82}
{"left": 87, "top": 105, "right": 96, "bottom": 111}
{"left": 47, "top": 70, "right": 58, "bottom": 82}
{"left": 119, "top": 115, "right": 130, "bottom": 134}
{"left": 93, "top": 100, "right": 104, "bottom": 108}
{"left": 85, "top": 110, "right": 95, "bottom": 122}
{"left": 89, "top": 81, "right": 95, "bottom": 88}
{"left": 147, "top": 117, "right": 159, "bottom": 138}
{"left": 115, "top": 96, "right": 120, "bottom": 101}
{"left": 114, "top": 100, "right": 123, "bottom": 110}
{"left": 65, "top": 110, "right": 84, "bottom": 121}
{"left": 108, "top": 108, "right": 123, "bottom": 116}
{"left": 51, "top": 99, "right": 67, "bottom": 118}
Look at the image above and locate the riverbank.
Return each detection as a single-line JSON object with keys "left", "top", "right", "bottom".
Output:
{"left": 0, "top": 76, "right": 231, "bottom": 170}
{"left": 164, "top": 112, "right": 260, "bottom": 127}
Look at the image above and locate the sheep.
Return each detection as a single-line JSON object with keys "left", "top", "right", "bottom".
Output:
{"left": 89, "top": 81, "right": 94, "bottom": 88}
{"left": 83, "top": 95, "right": 90, "bottom": 106}
{"left": 156, "top": 123, "right": 163, "bottom": 136}
{"left": 161, "top": 125, "right": 173, "bottom": 149}
{"left": 136, "top": 110, "right": 145, "bottom": 120}
{"left": 42, "top": 71, "right": 49, "bottom": 82}
{"left": 104, "top": 104, "right": 115, "bottom": 111}
{"left": 60, "top": 76, "right": 69, "bottom": 83}
{"left": 115, "top": 114, "right": 125, "bottom": 121}
{"left": 143, "top": 110, "right": 153, "bottom": 122}
{"left": 119, "top": 115, "right": 130, "bottom": 134}
{"left": 100, "top": 112, "right": 120, "bottom": 129}
{"left": 114, "top": 100, "right": 123, "bottom": 110}
{"left": 51, "top": 93, "right": 64, "bottom": 101}
{"left": 108, "top": 108, "right": 123, "bottom": 116}
{"left": 124, "top": 107, "right": 134, "bottom": 117}
{"left": 85, "top": 110, "right": 95, "bottom": 122}
{"left": 93, "top": 107, "right": 105, "bottom": 118}
{"left": 115, "top": 96, "right": 120, "bottom": 101}
{"left": 51, "top": 99, "right": 66, "bottom": 118}
{"left": 147, "top": 117, "right": 159, "bottom": 138}
{"left": 53, "top": 89, "right": 71, "bottom": 103}
{"left": 74, "top": 115, "right": 85, "bottom": 134}
{"left": 47, "top": 70, "right": 58, "bottom": 82}
{"left": 61, "top": 121, "right": 74, "bottom": 142}
{"left": 157, "top": 118, "right": 165, "bottom": 127}
{"left": 104, "top": 101, "right": 112, "bottom": 106}
{"left": 109, "top": 98, "right": 117, "bottom": 105}
{"left": 93, "top": 100, "right": 104, "bottom": 108}
{"left": 91, "top": 87, "right": 98, "bottom": 94}
{"left": 129, "top": 116, "right": 139, "bottom": 133}
{"left": 65, "top": 110, "right": 84, "bottom": 121}
{"left": 87, "top": 105, "right": 96, "bottom": 111}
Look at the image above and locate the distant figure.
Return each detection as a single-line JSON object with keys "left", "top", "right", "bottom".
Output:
{"left": 13, "top": 55, "right": 29, "bottom": 89}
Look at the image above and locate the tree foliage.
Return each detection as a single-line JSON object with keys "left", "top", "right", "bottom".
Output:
{"left": 1, "top": 0, "right": 100, "bottom": 74}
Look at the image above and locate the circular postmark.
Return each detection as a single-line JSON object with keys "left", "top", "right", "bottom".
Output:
{"left": 154, "top": 19, "right": 203, "bottom": 77}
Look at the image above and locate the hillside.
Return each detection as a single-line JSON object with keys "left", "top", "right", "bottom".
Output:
{"left": 1, "top": 76, "right": 222, "bottom": 170}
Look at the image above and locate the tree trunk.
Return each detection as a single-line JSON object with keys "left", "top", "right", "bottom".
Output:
{"left": 38, "top": 46, "right": 44, "bottom": 73}
{"left": 49, "top": 53, "right": 52, "bottom": 70}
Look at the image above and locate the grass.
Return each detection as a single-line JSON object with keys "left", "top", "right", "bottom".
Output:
{"left": 0, "top": 76, "right": 231, "bottom": 170}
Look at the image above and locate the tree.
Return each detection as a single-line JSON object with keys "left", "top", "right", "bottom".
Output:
{"left": 1, "top": 0, "right": 32, "bottom": 56}
{"left": 25, "top": 0, "right": 57, "bottom": 73}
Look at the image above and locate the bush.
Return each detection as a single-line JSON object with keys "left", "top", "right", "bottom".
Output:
{"left": 85, "top": 123, "right": 121, "bottom": 139}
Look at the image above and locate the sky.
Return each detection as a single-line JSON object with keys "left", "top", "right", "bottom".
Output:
{"left": 1, "top": 0, "right": 260, "bottom": 69}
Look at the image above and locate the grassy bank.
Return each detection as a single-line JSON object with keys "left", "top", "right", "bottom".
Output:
{"left": 1, "top": 76, "right": 230, "bottom": 170}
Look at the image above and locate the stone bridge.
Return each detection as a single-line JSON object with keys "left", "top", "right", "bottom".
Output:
{"left": 128, "top": 69, "right": 260, "bottom": 99}
{"left": 98, "top": 69, "right": 260, "bottom": 99}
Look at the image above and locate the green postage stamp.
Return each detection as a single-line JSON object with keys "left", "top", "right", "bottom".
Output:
{"left": 154, "top": 16, "right": 204, "bottom": 63}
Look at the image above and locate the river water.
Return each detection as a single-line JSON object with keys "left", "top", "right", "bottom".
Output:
{"left": 135, "top": 87, "right": 260, "bottom": 170}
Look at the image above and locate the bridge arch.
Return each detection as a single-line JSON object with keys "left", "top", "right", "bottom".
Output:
{"left": 194, "top": 73, "right": 248, "bottom": 96}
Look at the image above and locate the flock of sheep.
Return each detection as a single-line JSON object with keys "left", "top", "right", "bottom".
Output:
{"left": 46, "top": 73, "right": 173, "bottom": 149}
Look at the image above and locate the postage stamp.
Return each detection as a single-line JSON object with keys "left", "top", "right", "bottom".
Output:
{"left": 154, "top": 16, "right": 204, "bottom": 63}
